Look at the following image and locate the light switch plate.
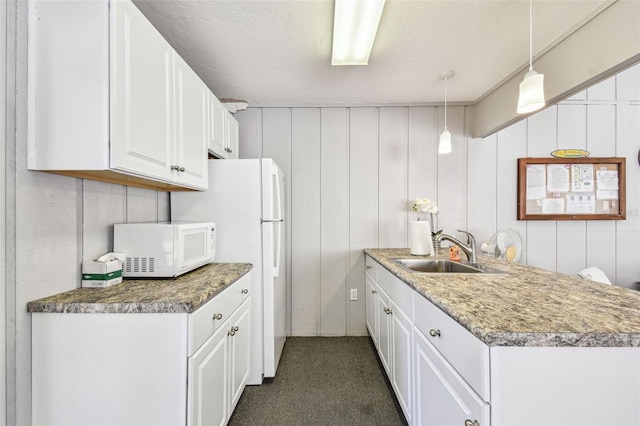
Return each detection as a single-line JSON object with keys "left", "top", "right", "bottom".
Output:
{"left": 350, "top": 289, "right": 357, "bottom": 301}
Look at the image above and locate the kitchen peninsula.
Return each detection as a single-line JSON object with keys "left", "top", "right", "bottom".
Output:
{"left": 365, "top": 248, "right": 640, "bottom": 426}
{"left": 28, "top": 263, "right": 253, "bottom": 426}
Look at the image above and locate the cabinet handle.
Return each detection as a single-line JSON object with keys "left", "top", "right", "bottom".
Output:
{"left": 170, "top": 165, "right": 179, "bottom": 170}
{"left": 429, "top": 329, "right": 441, "bottom": 337}
{"left": 228, "top": 330, "right": 236, "bottom": 336}
{"left": 383, "top": 307, "right": 392, "bottom": 315}
{"left": 232, "top": 326, "right": 239, "bottom": 332}
{"left": 366, "top": 266, "right": 372, "bottom": 270}
{"left": 212, "top": 313, "right": 223, "bottom": 320}
{"left": 371, "top": 290, "right": 377, "bottom": 294}
{"left": 179, "top": 166, "right": 185, "bottom": 172}
{"left": 464, "top": 420, "right": 479, "bottom": 426}
{"left": 241, "top": 289, "right": 249, "bottom": 294}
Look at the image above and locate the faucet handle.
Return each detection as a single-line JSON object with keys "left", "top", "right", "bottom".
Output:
{"left": 457, "top": 230, "right": 476, "bottom": 245}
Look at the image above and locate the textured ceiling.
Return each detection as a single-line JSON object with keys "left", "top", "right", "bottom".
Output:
{"left": 133, "top": 0, "right": 612, "bottom": 106}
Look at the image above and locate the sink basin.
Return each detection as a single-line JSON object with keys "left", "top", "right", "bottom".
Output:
{"left": 391, "top": 258, "right": 508, "bottom": 275}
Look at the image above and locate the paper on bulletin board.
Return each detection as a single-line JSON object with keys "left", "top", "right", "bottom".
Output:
{"left": 566, "top": 193, "right": 596, "bottom": 214}
{"left": 571, "top": 164, "right": 594, "bottom": 192}
{"left": 547, "top": 164, "right": 570, "bottom": 192}
{"left": 596, "top": 170, "right": 619, "bottom": 199}
{"left": 526, "top": 165, "right": 546, "bottom": 199}
{"left": 541, "top": 198, "right": 564, "bottom": 214}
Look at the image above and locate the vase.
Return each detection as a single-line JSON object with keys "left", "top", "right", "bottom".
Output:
{"left": 409, "top": 221, "right": 432, "bottom": 255}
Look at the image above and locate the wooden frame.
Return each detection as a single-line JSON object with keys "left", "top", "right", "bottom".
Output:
{"left": 517, "top": 157, "right": 626, "bottom": 220}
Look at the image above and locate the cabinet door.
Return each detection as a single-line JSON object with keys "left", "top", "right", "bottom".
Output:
{"left": 208, "top": 93, "right": 227, "bottom": 158}
{"left": 413, "top": 328, "right": 489, "bottom": 426}
{"left": 390, "top": 298, "right": 413, "bottom": 423}
{"left": 226, "top": 115, "right": 239, "bottom": 159}
{"left": 188, "top": 326, "right": 229, "bottom": 426}
{"left": 365, "top": 273, "right": 378, "bottom": 346}
{"left": 228, "top": 298, "right": 251, "bottom": 412}
{"left": 174, "top": 56, "right": 208, "bottom": 189}
{"left": 377, "top": 287, "right": 392, "bottom": 377}
{"left": 111, "top": 0, "right": 174, "bottom": 181}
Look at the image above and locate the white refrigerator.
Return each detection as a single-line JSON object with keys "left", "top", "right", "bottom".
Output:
{"left": 171, "top": 158, "right": 286, "bottom": 385}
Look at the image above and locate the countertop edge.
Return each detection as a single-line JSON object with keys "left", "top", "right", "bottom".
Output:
{"left": 27, "top": 264, "right": 252, "bottom": 314}
{"left": 364, "top": 249, "right": 640, "bottom": 348}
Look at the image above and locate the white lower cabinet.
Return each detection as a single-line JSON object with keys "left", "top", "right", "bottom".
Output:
{"left": 413, "top": 327, "right": 489, "bottom": 426}
{"left": 32, "top": 273, "right": 252, "bottom": 426}
{"left": 188, "top": 297, "right": 251, "bottom": 426}
{"left": 365, "top": 255, "right": 640, "bottom": 426}
{"left": 365, "top": 258, "right": 413, "bottom": 423}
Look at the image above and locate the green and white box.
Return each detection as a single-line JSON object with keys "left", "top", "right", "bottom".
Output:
{"left": 82, "top": 260, "right": 123, "bottom": 288}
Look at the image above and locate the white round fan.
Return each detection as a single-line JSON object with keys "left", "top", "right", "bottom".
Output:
{"left": 481, "top": 229, "right": 524, "bottom": 263}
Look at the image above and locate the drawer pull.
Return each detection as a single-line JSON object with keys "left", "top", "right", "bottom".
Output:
{"left": 366, "top": 266, "right": 372, "bottom": 270}
{"left": 232, "top": 326, "right": 239, "bottom": 332}
{"left": 228, "top": 326, "right": 239, "bottom": 337}
{"left": 464, "top": 420, "right": 479, "bottom": 426}
{"left": 241, "top": 289, "right": 249, "bottom": 294}
{"left": 429, "top": 329, "right": 441, "bottom": 337}
{"left": 371, "top": 289, "right": 377, "bottom": 294}
{"left": 212, "top": 313, "right": 223, "bottom": 320}
{"left": 383, "top": 307, "right": 392, "bottom": 315}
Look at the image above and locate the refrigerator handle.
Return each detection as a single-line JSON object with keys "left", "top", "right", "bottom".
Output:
{"left": 273, "top": 166, "right": 283, "bottom": 221}
{"left": 273, "top": 221, "right": 282, "bottom": 277}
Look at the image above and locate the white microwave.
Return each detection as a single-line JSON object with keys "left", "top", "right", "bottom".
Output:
{"left": 114, "top": 222, "right": 216, "bottom": 277}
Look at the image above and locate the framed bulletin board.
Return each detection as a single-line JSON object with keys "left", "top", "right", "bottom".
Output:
{"left": 517, "top": 157, "right": 626, "bottom": 220}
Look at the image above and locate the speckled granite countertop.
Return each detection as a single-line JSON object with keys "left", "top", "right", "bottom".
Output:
{"left": 27, "top": 263, "right": 252, "bottom": 314}
{"left": 365, "top": 248, "right": 640, "bottom": 347}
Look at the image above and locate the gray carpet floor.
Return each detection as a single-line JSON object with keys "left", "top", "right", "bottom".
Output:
{"left": 229, "top": 337, "right": 407, "bottom": 426}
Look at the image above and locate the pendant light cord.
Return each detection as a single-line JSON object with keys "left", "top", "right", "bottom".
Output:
{"left": 528, "top": 0, "right": 533, "bottom": 72}
{"left": 444, "top": 77, "right": 448, "bottom": 129}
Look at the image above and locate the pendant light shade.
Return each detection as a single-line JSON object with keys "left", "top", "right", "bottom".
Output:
{"left": 438, "top": 129, "right": 452, "bottom": 154}
{"left": 438, "top": 70, "right": 455, "bottom": 155}
{"left": 517, "top": 70, "right": 545, "bottom": 113}
{"left": 517, "top": 0, "right": 545, "bottom": 114}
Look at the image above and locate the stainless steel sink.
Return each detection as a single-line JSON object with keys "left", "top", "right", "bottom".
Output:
{"left": 391, "top": 258, "right": 508, "bottom": 275}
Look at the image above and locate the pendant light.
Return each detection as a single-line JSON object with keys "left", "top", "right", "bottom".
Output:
{"left": 438, "top": 70, "right": 455, "bottom": 154}
{"left": 517, "top": 0, "right": 545, "bottom": 114}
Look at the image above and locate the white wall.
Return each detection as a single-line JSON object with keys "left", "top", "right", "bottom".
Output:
{"left": 236, "top": 63, "right": 640, "bottom": 338}
{"left": 236, "top": 105, "right": 468, "bottom": 336}
{"left": 4, "top": 1, "right": 171, "bottom": 423}
{"left": 469, "top": 63, "right": 640, "bottom": 288}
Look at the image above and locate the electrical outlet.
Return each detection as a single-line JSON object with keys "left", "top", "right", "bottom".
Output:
{"left": 350, "top": 289, "right": 358, "bottom": 301}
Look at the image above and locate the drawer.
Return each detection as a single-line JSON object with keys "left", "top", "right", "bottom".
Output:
{"left": 365, "top": 255, "right": 379, "bottom": 281}
{"left": 188, "top": 273, "right": 250, "bottom": 356}
{"left": 377, "top": 263, "right": 413, "bottom": 318}
{"left": 413, "top": 292, "right": 490, "bottom": 400}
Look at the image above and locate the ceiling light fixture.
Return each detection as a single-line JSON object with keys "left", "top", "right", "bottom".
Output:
{"left": 438, "top": 70, "right": 455, "bottom": 155}
{"left": 331, "top": 0, "right": 386, "bottom": 66}
{"left": 517, "top": 0, "right": 545, "bottom": 114}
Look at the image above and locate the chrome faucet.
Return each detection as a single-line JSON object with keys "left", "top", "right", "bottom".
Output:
{"left": 435, "top": 230, "right": 478, "bottom": 266}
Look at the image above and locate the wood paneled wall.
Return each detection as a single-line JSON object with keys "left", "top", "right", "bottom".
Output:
{"left": 469, "top": 63, "right": 640, "bottom": 288}
{"left": 237, "top": 63, "right": 640, "bottom": 337}
{"left": 236, "top": 105, "right": 467, "bottom": 336}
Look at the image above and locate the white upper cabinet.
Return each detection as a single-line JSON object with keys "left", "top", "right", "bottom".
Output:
{"left": 207, "top": 94, "right": 239, "bottom": 160}
{"left": 173, "top": 55, "right": 208, "bottom": 188}
{"left": 28, "top": 0, "right": 208, "bottom": 191}
{"left": 208, "top": 94, "right": 227, "bottom": 157}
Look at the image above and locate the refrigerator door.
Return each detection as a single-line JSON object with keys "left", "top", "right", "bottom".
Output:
{"left": 260, "top": 159, "right": 286, "bottom": 378}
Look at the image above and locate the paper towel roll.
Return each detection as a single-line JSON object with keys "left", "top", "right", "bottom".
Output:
{"left": 409, "top": 221, "right": 433, "bottom": 256}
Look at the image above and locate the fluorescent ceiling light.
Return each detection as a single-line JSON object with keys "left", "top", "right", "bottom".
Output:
{"left": 332, "top": 0, "right": 386, "bottom": 66}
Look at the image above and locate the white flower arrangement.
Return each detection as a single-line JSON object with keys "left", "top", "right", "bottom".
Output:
{"left": 412, "top": 198, "right": 438, "bottom": 215}
{"left": 412, "top": 198, "right": 441, "bottom": 237}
